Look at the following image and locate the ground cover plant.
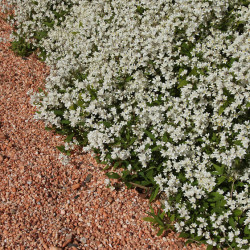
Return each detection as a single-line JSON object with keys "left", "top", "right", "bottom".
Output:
{"left": 1, "top": 0, "right": 249, "bottom": 249}
{"left": 1, "top": 0, "right": 75, "bottom": 58}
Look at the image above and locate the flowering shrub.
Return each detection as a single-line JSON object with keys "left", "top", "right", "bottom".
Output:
{"left": 2, "top": 0, "right": 250, "bottom": 249}
{"left": 1, "top": 0, "right": 75, "bottom": 58}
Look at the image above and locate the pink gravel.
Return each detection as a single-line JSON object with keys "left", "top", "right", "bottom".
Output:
{"left": 0, "top": 9, "right": 206, "bottom": 250}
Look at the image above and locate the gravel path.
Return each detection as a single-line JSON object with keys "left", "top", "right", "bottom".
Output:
{"left": 0, "top": 10, "right": 206, "bottom": 250}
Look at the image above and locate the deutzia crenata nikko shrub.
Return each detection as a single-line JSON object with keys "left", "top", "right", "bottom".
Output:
{"left": 2, "top": 0, "right": 250, "bottom": 249}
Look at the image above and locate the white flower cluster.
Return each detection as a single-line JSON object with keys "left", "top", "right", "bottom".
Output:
{"left": 58, "top": 152, "right": 70, "bottom": 166}
{"left": 0, "top": 0, "right": 74, "bottom": 46}
{"left": 3, "top": 0, "right": 249, "bottom": 248}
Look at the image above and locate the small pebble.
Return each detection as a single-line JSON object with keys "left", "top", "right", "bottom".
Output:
{"left": 62, "top": 233, "right": 73, "bottom": 247}
{"left": 80, "top": 237, "right": 87, "bottom": 244}
{"left": 0, "top": 132, "right": 6, "bottom": 140}
{"left": 10, "top": 209, "right": 16, "bottom": 214}
{"left": 62, "top": 239, "right": 72, "bottom": 248}
{"left": 107, "top": 197, "right": 114, "bottom": 203}
{"left": 74, "top": 195, "right": 80, "bottom": 199}
{"left": 77, "top": 227, "right": 84, "bottom": 234}
{"left": 84, "top": 174, "right": 93, "bottom": 183}
{"left": 65, "top": 233, "right": 73, "bottom": 241}
{"left": 72, "top": 183, "right": 81, "bottom": 190}
{"left": 49, "top": 247, "right": 62, "bottom": 250}
{"left": 68, "top": 243, "right": 79, "bottom": 248}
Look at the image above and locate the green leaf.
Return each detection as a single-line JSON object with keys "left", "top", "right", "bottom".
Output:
{"left": 176, "top": 192, "right": 182, "bottom": 202}
{"left": 157, "top": 163, "right": 163, "bottom": 171}
{"left": 103, "top": 121, "right": 112, "bottom": 128}
{"left": 125, "top": 76, "right": 133, "bottom": 82}
{"left": 206, "top": 245, "right": 213, "bottom": 250}
{"left": 125, "top": 182, "right": 132, "bottom": 189}
{"left": 194, "top": 235, "right": 203, "bottom": 241}
{"left": 239, "top": 217, "right": 245, "bottom": 225}
{"left": 151, "top": 145, "right": 162, "bottom": 152}
{"left": 45, "top": 126, "right": 53, "bottom": 131}
{"left": 122, "top": 170, "right": 130, "bottom": 179}
{"left": 145, "top": 143, "right": 151, "bottom": 151}
{"left": 140, "top": 180, "right": 152, "bottom": 186}
{"left": 178, "top": 172, "right": 186, "bottom": 182}
{"left": 162, "top": 133, "right": 168, "bottom": 142}
{"left": 153, "top": 216, "right": 165, "bottom": 227}
{"left": 218, "top": 106, "right": 225, "bottom": 115}
{"left": 143, "top": 217, "right": 155, "bottom": 223}
{"left": 190, "top": 67, "right": 198, "bottom": 76}
{"left": 234, "top": 140, "right": 243, "bottom": 147}
{"left": 233, "top": 209, "right": 243, "bottom": 217}
{"left": 69, "top": 105, "right": 76, "bottom": 110}
{"left": 157, "top": 228, "right": 164, "bottom": 236}
{"left": 61, "top": 119, "right": 70, "bottom": 124}
{"left": 105, "top": 172, "right": 121, "bottom": 180}
{"left": 148, "top": 60, "right": 155, "bottom": 66}
{"left": 213, "top": 163, "right": 225, "bottom": 175}
{"left": 146, "top": 169, "right": 154, "bottom": 181}
{"left": 211, "top": 133, "right": 219, "bottom": 142}
{"left": 38, "top": 87, "right": 43, "bottom": 93}
{"left": 103, "top": 164, "right": 112, "bottom": 170}
{"left": 177, "top": 79, "right": 188, "bottom": 89}
{"left": 235, "top": 181, "right": 245, "bottom": 187}
{"left": 229, "top": 217, "right": 236, "bottom": 230}
{"left": 244, "top": 225, "right": 250, "bottom": 235}
{"left": 196, "top": 137, "right": 204, "bottom": 142}
{"left": 149, "top": 186, "right": 159, "bottom": 202}
{"left": 170, "top": 214, "right": 175, "bottom": 222}
{"left": 56, "top": 145, "right": 66, "bottom": 153}
{"left": 106, "top": 153, "right": 112, "bottom": 160}
{"left": 128, "top": 137, "right": 137, "bottom": 146}
{"left": 113, "top": 161, "right": 121, "bottom": 170}
{"left": 65, "top": 133, "right": 74, "bottom": 142}
{"left": 159, "top": 211, "right": 165, "bottom": 220}
{"left": 43, "top": 21, "right": 55, "bottom": 28}
{"left": 209, "top": 192, "right": 224, "bottom": 202}
{"left": 136, "top": 6, "right": 145, "bottom": 15}
{"left": 144, "top": 130, "right": 156, "bottom": 141}
{"left": 178, "top": 68, "right": 185, "bottom": 76}
{"left": 149, "top": 204, "right": 154, "bottom": 214}
{"left": 34, "top": 30, "right": 47, "bottom": 40}
{"left": 53, "top": 109, "right": 64, "bottom": 115}
{"left": 217, "top": 176, "right": 226, "bottom": 185}
{"left": 179, "top": 232, "right": 189, "bottom": 238}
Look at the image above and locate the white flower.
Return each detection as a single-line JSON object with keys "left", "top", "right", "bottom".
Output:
{"left": 228, "top": 231, "right": 235, "bottom": 242}
{"left": 127, "top": 164, "right": 132, "bottom": 171}
{"left": 58, "top": 153, "right": 70, "bottom": 166}
{"left": 104, "top": 179, "right": 110, "bottom": 186}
